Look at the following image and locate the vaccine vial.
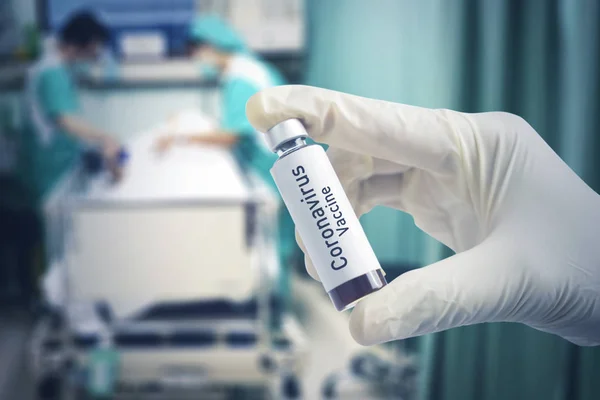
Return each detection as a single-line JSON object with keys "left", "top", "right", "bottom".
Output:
{"left": 266, "top": 119, "right": 387, "bottom": 311}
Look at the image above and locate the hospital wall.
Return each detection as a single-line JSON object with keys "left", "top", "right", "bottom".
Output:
{"left": 303, "top": 1, "right": 600, "bottom": 400}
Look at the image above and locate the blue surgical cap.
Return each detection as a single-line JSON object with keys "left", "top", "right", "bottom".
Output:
{"left": 188, "top": 15, "right": 247, "bottom": 53}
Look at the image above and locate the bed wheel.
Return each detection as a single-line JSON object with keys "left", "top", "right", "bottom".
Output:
{"left": 281, "top": 374, "right": 301, "bottom": 398}
{"left": 322, "top": 378, "right": 337, "bottom": 399}
{"left": 36, "top": 374, "right": 63, "bottom": 400}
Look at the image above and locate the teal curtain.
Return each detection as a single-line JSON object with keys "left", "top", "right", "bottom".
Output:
{"left": 306, "top": 1, "right": 600, "bottom": 399}
{"left": 305, "top": 0, "right": 464, "bottom": 268}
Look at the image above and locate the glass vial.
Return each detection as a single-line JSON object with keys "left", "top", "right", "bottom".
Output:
{"left": 266, "top": 119, "right": 387, "bottom": 311}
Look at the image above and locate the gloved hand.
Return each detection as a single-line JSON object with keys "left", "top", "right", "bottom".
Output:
{"left": 246, "top": 85, "right": 600, "bottom": 346}
{"left": 101, "top": 135, "right": 121, "bottom": 161}
{"left": 101, "top": 136, "right": 125, "bottom": 183}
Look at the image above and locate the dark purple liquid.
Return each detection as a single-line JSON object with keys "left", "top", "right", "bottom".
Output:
{"left": 328, "top": 269, "right": 387, "bottom": 311}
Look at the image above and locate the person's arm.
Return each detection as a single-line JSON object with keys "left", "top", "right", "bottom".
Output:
{"left": 173, "top": 129, "right": 239, "bottom": 146}
{"left": 57, "top": 115, "right": 120, "bottom": 153}
{"left": 39, "top": 68, "right": 120, "bottom": 158}
{"left": 155, "top": 129, "right": 238, "bottom": 153}
{"left": 183, "top": 130, "right": 238, "bottom": 146}
{"left": 156, "top": 78, "right": 257, "bottom": 153}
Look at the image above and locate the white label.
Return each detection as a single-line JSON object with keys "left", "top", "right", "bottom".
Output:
{"left": 271, "top": 145, "right": 381, "bottom": 291}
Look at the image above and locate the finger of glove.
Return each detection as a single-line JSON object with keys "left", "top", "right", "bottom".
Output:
{"left": 326, "top": 147, "right": 410, "bottom": 186}
{"left": 294, "top": 232, "right": 320, "bottom": 282}
{"left": 338, "top": 171, "right": 469, "bottom": 252}
{"left": 325, "top": 148, "right": 412, "bottom": 220}
{"left": 357, "top": 173, "right": 409, "bottom": 213}
{"left": 246, "top": 85, "right": 460, "bottom": 173}
{"left": 348, "top": 239, "right": 520, "bottom": 345}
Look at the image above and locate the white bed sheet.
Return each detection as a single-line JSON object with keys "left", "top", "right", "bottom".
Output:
{"left": 84, "top": 117, "right": 251, "bottom": 203}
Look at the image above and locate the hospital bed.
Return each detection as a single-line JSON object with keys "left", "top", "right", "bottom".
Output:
{"left": 31, "top": 120, "right": 307, "bottom": 399}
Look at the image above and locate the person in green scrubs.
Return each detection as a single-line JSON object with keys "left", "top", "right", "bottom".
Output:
{"left": 155, "top": 16, "right": 298, "bottom": 312}
{"left": 21, "top": 11, "right": 121, "bottom": 206}
{"left": 19, "top": 12, "right": 122, "bottom": 293}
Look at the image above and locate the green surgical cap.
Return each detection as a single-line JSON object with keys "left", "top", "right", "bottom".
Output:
{"left": 188, "top": 15, "right": 247, "bottom": 53}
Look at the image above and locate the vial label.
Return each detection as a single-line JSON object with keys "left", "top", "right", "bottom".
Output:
{"left": 271, "top": 145, "right": 381, "bottom": 291}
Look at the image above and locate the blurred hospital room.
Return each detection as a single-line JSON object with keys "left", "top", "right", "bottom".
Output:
{"left": 1, "top": 0, "right": 599, "bottom": 399}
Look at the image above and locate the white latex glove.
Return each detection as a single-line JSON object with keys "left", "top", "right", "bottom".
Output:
{"left": 246, "top": 85, "right": 600, "bottom": 347}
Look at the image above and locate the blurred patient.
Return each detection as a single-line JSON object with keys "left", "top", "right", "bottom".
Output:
{"left": 155, "top": 16, "right": 298, "bottom": 307}
{"left": 20, "top": 11, "right": 122, "bottom": 204}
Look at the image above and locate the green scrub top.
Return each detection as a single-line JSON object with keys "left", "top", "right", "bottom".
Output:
{"left": 20, "top": 63, "right": 81, "bottom": 206}
{"left": 222, "top": 79, "right": 279, "bottom": 188}
{"left": 221, "top": 57, "right": 297, "bottom": 305}
{"left": 221, "top": 57, "right": 284, "bottom": 192}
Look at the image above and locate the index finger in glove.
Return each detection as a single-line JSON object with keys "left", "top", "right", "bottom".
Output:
{"left": 246, "top": 85, "right": 460, "bottom": 173}
{"left": 294, "top": 232, "right": 320, "bottom": 282}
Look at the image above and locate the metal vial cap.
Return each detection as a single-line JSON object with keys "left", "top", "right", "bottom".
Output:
{"left": 265, "top": 119, "right": 309, "bottom": 152}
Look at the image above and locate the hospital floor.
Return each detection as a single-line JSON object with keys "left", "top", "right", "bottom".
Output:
{"left": 0, "top": 306, "right": 35, "bottom": 400}
{"left": 0, "top": 278, "right": 366, "bottom": 400}
{"left": 291, "top": 276, "right": 367, "bottom": 399}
